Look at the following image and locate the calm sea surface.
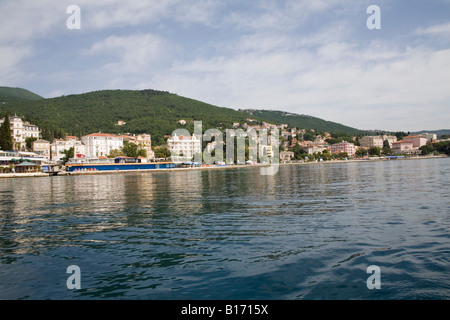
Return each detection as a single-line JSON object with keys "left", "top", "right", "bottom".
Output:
{"left": 0, "top": 158, "right": 449, "bottom": 300}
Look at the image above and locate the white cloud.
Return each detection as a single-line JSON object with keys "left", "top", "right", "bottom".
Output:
{"left": 415, "top": 22, "right": 450, "bottom": 36}
{"left": 82, "top": 33, "right": 175, "bottom": 74}
{"left": 224, "top": 0, "right": 359, "bottom": 32}
{"left": 80, "top": 0, "right": 221, "bottom": 29}
{"left": 0, "top": 1, "right": 64, "bottom": 43}
{"left": 0, "top": 44, "right": 34, "bottom": 85}
{"left": 141, "top": 36, "right": 450, "bottom": 132}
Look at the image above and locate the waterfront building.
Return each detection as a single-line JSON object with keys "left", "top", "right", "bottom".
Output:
{"left": 360, "top": 135, "right": 397, "bottom": 149}
{"left": 392, "top": 140, "right": 414, "bottom": 154}
{"left": 135, "top": 134, "right": 154, "bottom": 160}
{"left": 403, "top": 135, "right": 428, "bottom": 148}
{"left": 280, "top": 151, "right": 295, "bottom": 162}
{"left": 167, "top": 134, "right": 202, "bottom": 161}
{"left": 313, "top": 135, "right": 325, "bottom": 145}
{"left": 50, "top": 137, "right": 86, "bottom": 161}
{"left": 305, "top": 144, "right": 327, "bottom": 155}
{"left": 331, "top": 142, "right": 356, "bottom": 157}
{"left": 118, "top": 133, "right": 155, "bottom": 161}
{"left": 81, "top": 133, "right": 124, "bottom": 158}
{"left": 0, "top": 115, "right": 40, "bottom": 150}
{"left": 0, "top": 150, "right": 47, "bottom": 168}
{"left": 32, "top": 139, "right": 51, "bottom": 159}
{"left": 421, "top": 133, "right": 437, "bottom": 142}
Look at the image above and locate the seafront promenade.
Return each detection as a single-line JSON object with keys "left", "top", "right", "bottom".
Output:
{"left": 0, "top": 155, "right": 447, "bottom": 179}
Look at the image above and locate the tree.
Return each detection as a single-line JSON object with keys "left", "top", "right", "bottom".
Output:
{"left": 395, "top": 131, "right": 407, "bottom": 141}
{"left": 332, "top": 152, "right": 349, "bottom": 160}
{"left": 287, "top": 134, "right": 293, "bottom": 146}
{"left": 121, "top": 141, "right": 146, "bottom": 158}
{"left": 368, "top": 146, "right": 381, "bottom": 156}
{"left": 155, "top": 146, "right": 171, "bottom": 159}
{"left": 61, "top": 147, "right": 74, "bottom": 164}
{"left": 25, "top": 137, "right": 38, "bottom": 151}
{"left": 355, "top": 148, "right": 368, "bottom": 158}
{"left": 0, "top": 111, "right": 13, "bottom": 151}
{"left": 108, "top": 149, "right": 124, "bottom": 158}
{"left": 321, "top": 149, "right": 331, "bottom": 161}
{"left": 291, "top": 143, "right": 307, "bottom": 160}
{"left": 339, "top": 152, "right": 349, "bottom": 159}
{"left": 303, "top": 130, "right": 316, "bottom": 142}
{"left": 382, "top": 140, "right": 392, "bottom": 155}
{"left": 419, "top": 144, "right": 435, "bottom": 156}
{"left": 432, "top": 141, "right": 450, "bottom": 155}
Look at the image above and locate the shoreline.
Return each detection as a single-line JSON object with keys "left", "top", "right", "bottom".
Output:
{"left": 0, "top": 154, "right": 448, "bottom": 179}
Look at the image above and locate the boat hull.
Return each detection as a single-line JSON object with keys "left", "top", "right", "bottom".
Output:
{"left": 66, "top": 162, "right": 177, "bottom": 172}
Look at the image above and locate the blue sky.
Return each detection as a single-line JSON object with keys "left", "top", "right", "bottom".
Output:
{"left": 1, "top": 0, "right": 449, "bottom": 132}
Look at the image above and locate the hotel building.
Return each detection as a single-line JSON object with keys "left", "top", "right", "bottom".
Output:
{"left": 81, "top": 133, "right": 124, "bottom": 158}
{"left": 331, "top": 142, "right": 356, "bottom": 157}
{"left": 167, "top": 134, "right": 202, "bottom": 161}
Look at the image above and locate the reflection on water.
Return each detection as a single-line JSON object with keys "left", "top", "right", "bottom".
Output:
{"left": 0, "top": 158, "right": 449, "bottom": 299}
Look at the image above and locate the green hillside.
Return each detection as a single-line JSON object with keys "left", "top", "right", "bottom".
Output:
{"left": 0, "top": 88, "right": 367, "bottom": 144}
{"left": 0, "top": 89, "right": 266, "bottom": 144}
{"left": 0, "top": 86, "right": 43, "bottom": 102}
{"left": 240, "top": 109, "right": 369, "bottom": 135}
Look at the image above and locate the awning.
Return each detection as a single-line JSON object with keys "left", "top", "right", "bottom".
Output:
{"left": 16, "top": 161, "right": 38, "bottom": 167}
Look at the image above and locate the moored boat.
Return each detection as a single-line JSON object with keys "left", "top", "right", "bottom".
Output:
{"left": 65, "top": 156, "right": 178, "bottom": 173}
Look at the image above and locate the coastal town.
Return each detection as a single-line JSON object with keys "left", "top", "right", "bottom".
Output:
{"left": 0, "top": 113, "right": 449, "bottom": 176}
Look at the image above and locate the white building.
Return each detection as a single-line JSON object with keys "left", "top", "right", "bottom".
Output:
{"left": 305, "top": 144, "right": 327, "bottom": 155}
{"left": 81, "top": 133, "right": 124, "bottom": 158}
{"left": 119, "top": 133, "right": 155, "bottom": 160}
{"left": 420, "top": 133, "right": 437, "bottom": 142}
{"left": 135, "top": 134, "right": 154, "bottom": 160}
{"left": 32, "top": 139, "right": 51, "bottom": 159}
{"left": 51, "top": 136, "right": 86, "bottom": 161}
{"left": 360, "top": 135, "right": 397, "bottom": 149}
{"left": 167, "top": 134, "right": 202, "bottom": 161}
{"left": 0, "top": 115, "right": 40, "bottom": 150}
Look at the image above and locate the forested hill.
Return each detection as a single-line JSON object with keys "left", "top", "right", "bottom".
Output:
{"left": 0, "top": 89, "right": 266, "bottom": 144}
{"left": 240, "top": 109, "right": 369, "bottom": 136}
{"left": 0, "top": 86, "right": 43, "bottom": 102}
{"left": 0, "top": 88, "right": 367, "bottom": 144}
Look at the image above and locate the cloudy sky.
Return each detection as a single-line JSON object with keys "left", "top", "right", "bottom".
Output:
{"left": 1, "top": 0, "right": 449, "bottom": 132}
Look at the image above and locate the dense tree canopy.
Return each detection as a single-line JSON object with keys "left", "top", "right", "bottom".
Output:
{"left": 0, "top": 111, "right": 13, "bottom": 151}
